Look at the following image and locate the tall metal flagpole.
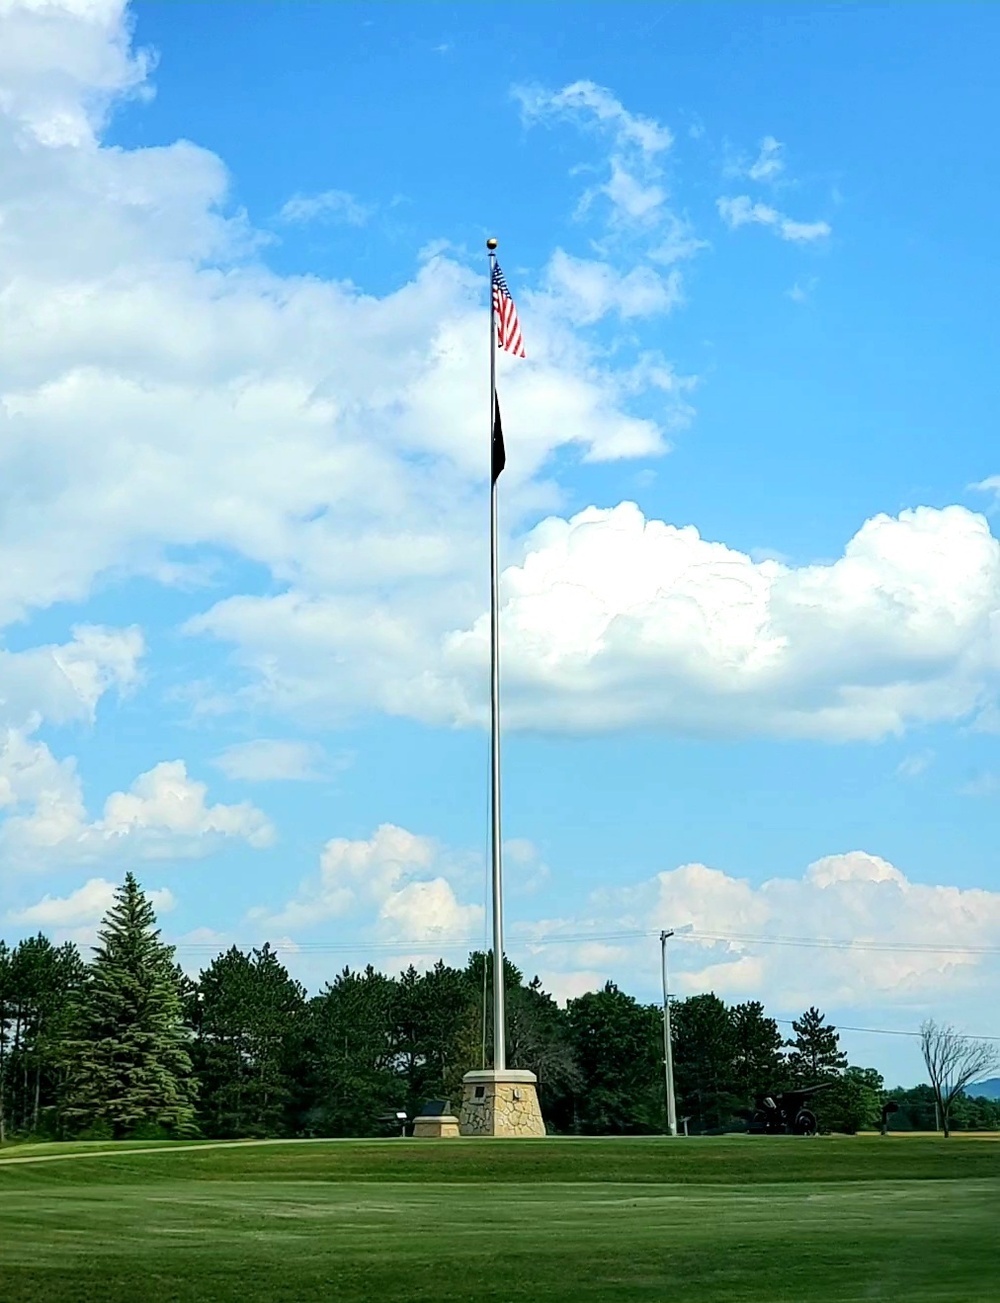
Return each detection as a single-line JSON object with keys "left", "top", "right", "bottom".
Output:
{"left": 486, "top": 237, "right": 506, "bottom": 1073}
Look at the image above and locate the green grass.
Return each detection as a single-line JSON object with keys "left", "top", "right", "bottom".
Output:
{"left": 1, "top": 1136, "right": 997, "bottom": 1301}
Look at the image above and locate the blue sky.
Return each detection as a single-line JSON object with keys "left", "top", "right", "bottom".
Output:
{"left": 2, "top": 0, "right": 999, "bottom": 1085}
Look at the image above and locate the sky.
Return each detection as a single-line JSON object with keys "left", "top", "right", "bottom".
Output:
{"left": 1, "top": 0, "right": 999, "bottom": 1087}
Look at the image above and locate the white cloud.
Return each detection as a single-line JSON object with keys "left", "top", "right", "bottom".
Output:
{"left": 8, "top": 874, "right": 175, "bottom": 927}
{"left": 190, "top": 499, "right": 1000, "bottom": 741}
{"left": 514, "top": 79, "right": 678, "bottom": 236}
{"left": 2, "top": 11, "right": 995, "bottom": 770}
{"left": 541, "top": 248, "right": 682, "bottom": 324}
{"left": 526, "top": 850, "right": 1000, "bottom": 1014}
{"left": 0, "top": 745, "right": 275, "bottom": 867}
{"left": 0, "top": 625, "right": 143, "bottom": 729}
{"left": 243, "top": 829, "right": 1000, "bottom": 1024}
{"left": 433, "top": 501, "right": 1000, "bottom": 739}
{"left": 252, "top": 822, "right": 482, "bottom": 947}
{"left": 0, "top": 0, "right": 150, "bottom": 148}
{"left": 514, "top": 80, "right": 673, "bottom": 158}
{"left": 723, "top": 135, "right": 786, "bottom": 186}
{"left": 969, "top": 475, "right": 1000, "bottom": 505}
{"left": 0, "top": 44, "right": 681, "bottom": 653}
{"left": 100, "top": 760, "right": 274, "bottom": 848}
{"left": 212, "top": 738, "right": 326, "bottom": 782}
{"left": 278, "top": 189, "right": 370, "bottom": 226}
{"left": 718, "top": 195, "right": 831, "bottom": 243}
{"left": 746, "top": 135, "right": 784, "bottom": 182}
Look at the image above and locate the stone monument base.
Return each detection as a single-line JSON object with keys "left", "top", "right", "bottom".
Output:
{"left": 411, "top": 1114, "right": 461, "bottom": 1138}
{"left": 458, "top": 1069, "right": 546, "bottom": 1137}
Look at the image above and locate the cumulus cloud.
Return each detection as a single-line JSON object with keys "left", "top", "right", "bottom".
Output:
{"left": 251, "top": 822, "right": 482, "bottom": 947}
{"left": 441, "top": 501, "right": 1000, "bottom": 739}
{"left": 524, "top": 850, "right": 1000, "bottom": 1014}
{"left": 242, "top": 829, "right": 1000, "bottom": 1022}
{"left": 0, "top": 40, "right": 682, "bottom": 654}
{"left": 718, "top": 195, "right": 831, "bottom": 243}
{"left": 212, "top": 738, "right": 326, "bottom": 782}
{"left": 0, "top": 744, "right": 275, "bottom": 868}
{"left": 199, "top": 499, "right": 1000, "bottom": 742}
{"left": 0, "top": 0, "right": 150, "bottom": 148}
{"left": 1, "top": 8, "right": 994, "bottom": 769}
{"left": 7, "top": 874, "right": 175, "bottom": 928}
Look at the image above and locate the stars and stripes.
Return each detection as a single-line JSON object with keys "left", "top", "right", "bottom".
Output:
{"left": 492, "top": 262, "right": 525, "bottom": 357}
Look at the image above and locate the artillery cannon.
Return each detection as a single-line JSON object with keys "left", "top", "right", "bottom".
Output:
{"left": 747, "top": 1082, "right": 833, "bottom": 1136}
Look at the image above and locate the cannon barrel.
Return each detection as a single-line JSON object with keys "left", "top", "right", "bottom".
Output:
{"left": 774, "top": 1082, "right": 834, "bottom": 1106}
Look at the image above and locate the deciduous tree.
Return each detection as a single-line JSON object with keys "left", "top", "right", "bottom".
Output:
{"left": 921, "top": 1019, "right": 1000, "bottom": 1138}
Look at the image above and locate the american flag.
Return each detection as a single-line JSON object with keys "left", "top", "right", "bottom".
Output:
{"left": 492, "top": 262, "right": 525, "bottom": 358}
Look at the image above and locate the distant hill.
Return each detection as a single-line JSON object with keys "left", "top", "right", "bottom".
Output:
{"left": 966, "top": 1078, "right": 1000, "bottom": 1101}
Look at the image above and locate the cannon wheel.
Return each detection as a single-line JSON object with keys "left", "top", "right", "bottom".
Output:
{"left": 748, "top": 1109, "right": 770, "bottom": 1134}
{"left": 794, "top": 1108, "right": 818, "bottom": 1136}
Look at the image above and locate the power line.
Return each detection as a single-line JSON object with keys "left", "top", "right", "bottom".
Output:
{"left": 167, "top": 933, "right": 998, "bottom": 1043}
{"left": 169, "top": 926, "right": 1000, "bottom": 959}
{"left": 774, "top": 1019, "right": 1000, "bottom": 1044}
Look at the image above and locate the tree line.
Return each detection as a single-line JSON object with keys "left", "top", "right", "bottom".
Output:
{"left": 2, "top": 874, "right": 997, "bottom": 1142}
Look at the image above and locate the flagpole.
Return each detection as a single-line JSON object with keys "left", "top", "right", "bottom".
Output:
{"left": 486, "top": 236, "right": 506, "bottom": 1073}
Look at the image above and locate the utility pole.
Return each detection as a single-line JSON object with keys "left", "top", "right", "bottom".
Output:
{"left": 660, "top": 929, "right": 678, "bottom": 1137}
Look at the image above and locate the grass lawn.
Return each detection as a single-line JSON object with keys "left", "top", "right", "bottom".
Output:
{"left": 1, "top": 1135, "right": 997, "bottom": 1301}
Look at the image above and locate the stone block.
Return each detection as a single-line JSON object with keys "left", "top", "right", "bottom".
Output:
{"left": 411, "top": 1114, "right": 461, "bottom": 1138}
{"left": 458, "top": 1069, "right": 546, "bottom": 1137}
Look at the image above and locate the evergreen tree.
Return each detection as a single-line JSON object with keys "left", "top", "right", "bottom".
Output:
{"left": 729, "top": 1000, "right": 786, "bottom": 1106}
{"left": 786, "top": 1006, "right": 848, "bottom": 1082}
{"left": 672, "top": 993, "right": 739, "bottom": 1132}
{"left": 566, "top": 983, "right": 662, "bottom": 1134}
{"left": 60, "top": 874, "right": 198, "bottom": 1138}
{"left": 192, "top": 944, "right": 305, "bottom": 1138}
{"left": 0, "top": 936, "right": 84, "bottom": 1140}
{"left": 299, "top": 965, "right": 400, "bottom": 1135}
{"left": 389, "top": 959, "right": 484, "bottom": 1114}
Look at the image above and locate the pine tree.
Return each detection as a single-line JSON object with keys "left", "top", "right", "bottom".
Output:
{"left": 192, "top": 944, "right": 305, "bottom": 1138}
{"left": 61, "top": 874, "right": 197, "bottom": 1138}
{"left": 786, "top": 1006, "right": 848, "bottom": 1082}
{"left": 5, "top": 935, "right": 84, "bottom": 1136}
{"left": 671, "top": 993, "right": 740, "bottom": 1133}
{"left": 729, "top": 1000, "right": 786, "bottom": 1104}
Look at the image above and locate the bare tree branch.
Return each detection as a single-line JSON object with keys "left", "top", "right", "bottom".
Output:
{"left": 921, "top": 1019, "right": 1000, "bottom": 1137}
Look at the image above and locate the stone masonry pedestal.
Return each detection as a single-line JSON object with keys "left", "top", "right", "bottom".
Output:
{"left": 411, "top": 1114, "right": 461, "bottom": 1138}
{"left": 458, "top": 1069, "right": 546, "bottom": 1137}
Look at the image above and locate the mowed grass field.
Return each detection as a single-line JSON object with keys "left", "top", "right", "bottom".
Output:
{"left": 1, "top": 1135, "right": 997, "bottom": 1302}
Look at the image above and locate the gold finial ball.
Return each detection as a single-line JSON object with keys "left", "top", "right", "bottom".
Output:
{"left": 486, "top": 237, "right": 498, "bottom": 250}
